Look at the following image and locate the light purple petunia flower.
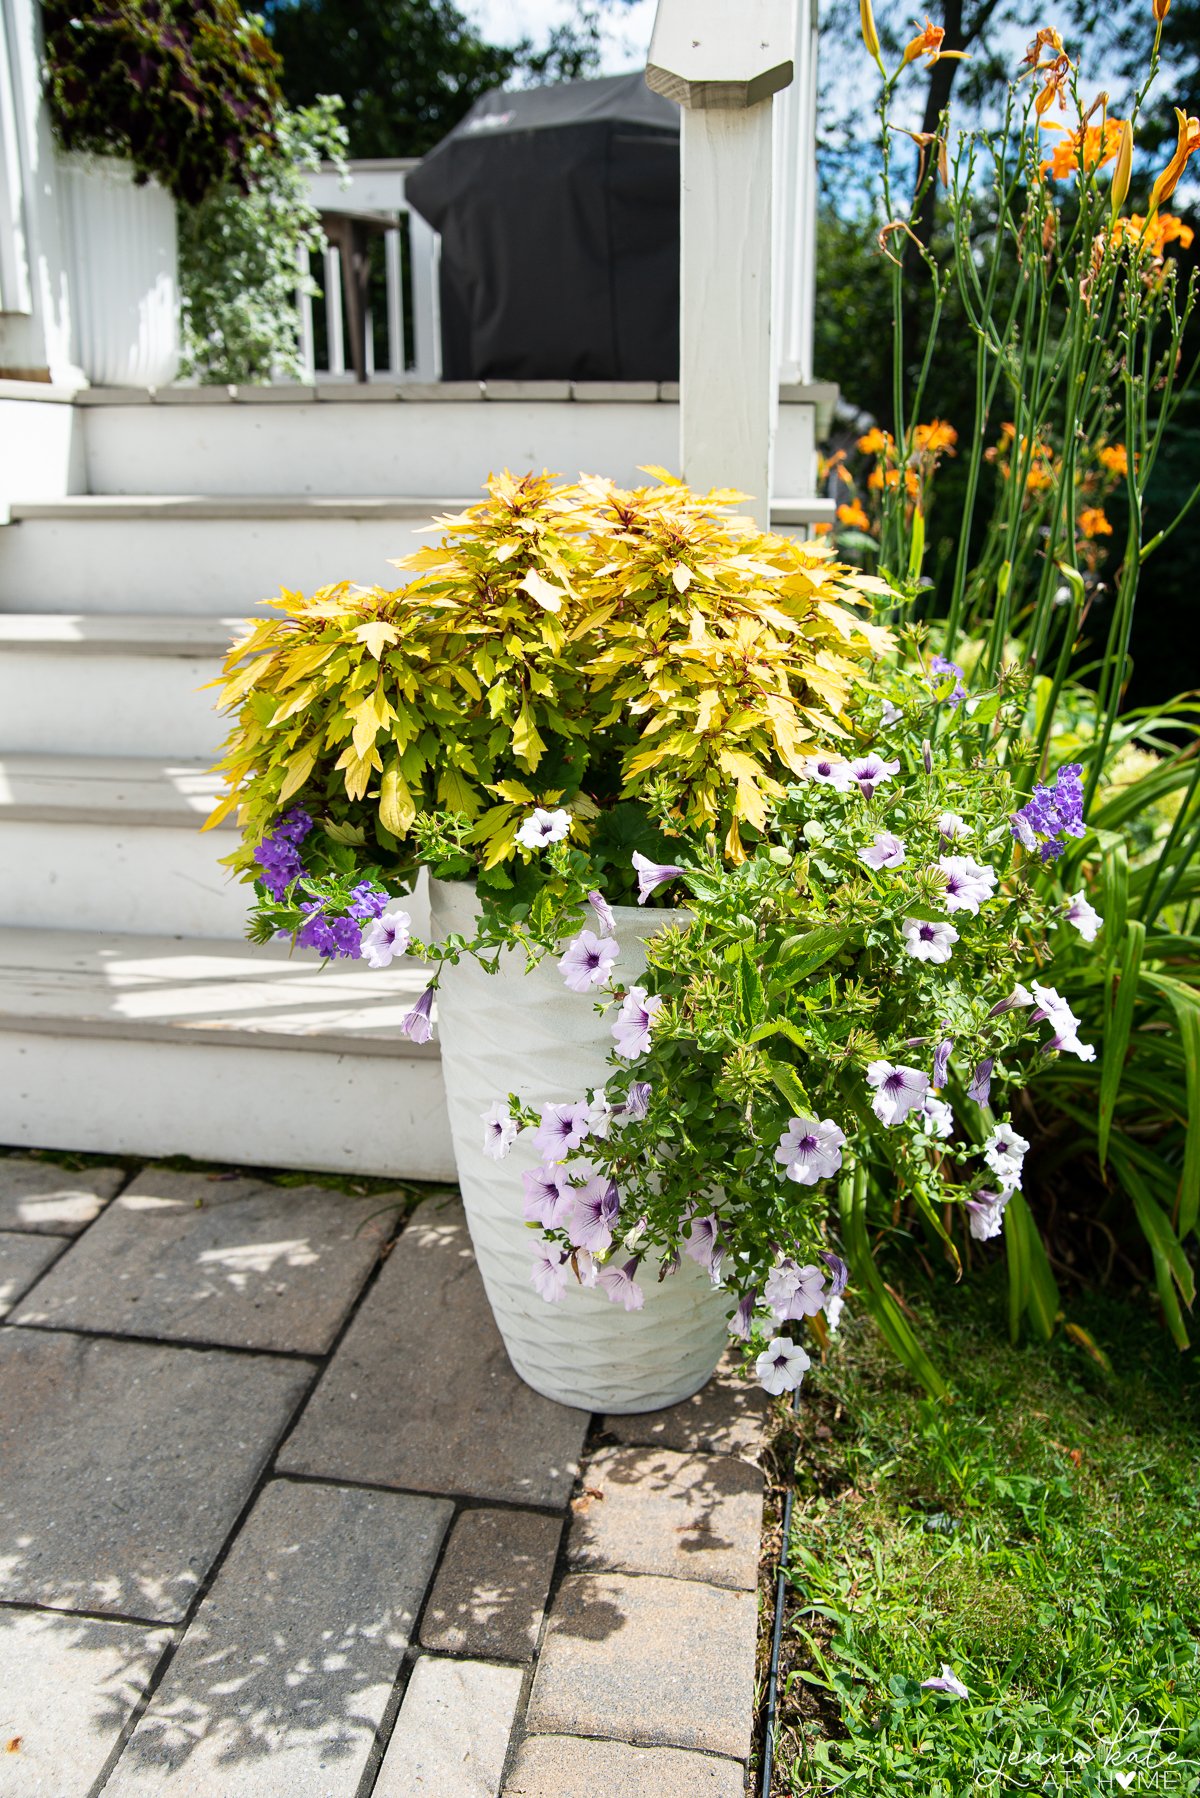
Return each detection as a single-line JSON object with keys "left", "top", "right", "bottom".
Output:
{"left": 573, "top": 1247, "right": 601, "bottom": 1287}
{"left": 967, "top": 1058, "right": 994, "bottom": 1106}
{"left": 763, "top": 1258, "right": 827, "bottom": 1321}
{"left": 683, "top": 1213, "right": 724, "bottom": 1278}
{"left": 521, "top": 1165, "right": 575, "bottom": 1228}
{"left": 400, "top": 985, "right": 435, "bottom": 1043}
{"left": 530, "top": 1251, "right": 569, "bottom": 1304}
{"left": 989, "top": 983, "right": 1034, "bottom": 1017}
{"left": 859, "top": 831, "right": 907, "bottom": 871}
{"left": 867, "top": 1060, "right": 930, "bottom": 1126}
{"left": 965, "top": 1189, "right": 1011, "bottom": 1241}
{"left": 586, "top": 1088, "right": 614, "bottom": 1140}
{"left": 558, "top": 929, "right": 619, "bottom": 993}
{"left": 819, "top": 1251, "right": 850, "bottom": 1298}
{"left": 755, "top": 1335, "right": 811, "bottom": 1395}
{"left": 632, "top": 851, "right": 685, "bottom": 905}
{"left": 621, "top": 1080, "right": 652, "bottom": 1121}
{"left": 599, "top": 1256, "right": 645, "bottom": 1311}
{"left": 481, "top": 1100, "right": 518, "bottom": 1162}
{"left": 516, "top": 807, "right": 571, "bottom": 849}
{"left": 1062, "top": 890, "right": 1103, "bottom": 943}
{"left": 937, "top": 810, "right": 971, "bottom": 841}
{"left": 983, "top": 1120, "right": 1028, "bottom": 1188}
{"left": 848, "top": 754, "right": 901, "bottom": 799}
{"left": 921, "top": 1664, "right": 969, "bottom": 1699}
{"left": 901, "top": 917, "right": 959, "bottom": 964}
{"left": 729, "top": 1290, "right": 758, "bottom": 1339}
{"left": 533, "top": 1100, "right": 592, "bottom": 1161}
{"left": 566, "top": 1177, "right": 621, "bottom": 1252}
{"left": 937, "top": 855, "right": 997, "bottom": 915}
{"left": 588, "top": 889, "right": 616, "bottom": 934}
{"left": 774, "top": 1116, "right": 847, "bottom": 1185}
{"left": 880, "top": 699, "right": 903, "bottom": 728}
{"left": 919, "top": 1095, "right": 955, "bottom": 1140}
{"left": 932, "top": 1038, "right": 953, "bottom": 1087}
{"left": 612, "top": 986, "right": 663, "bottom": 1060}
{"left": 361, "top": 902, "right": 412, "bottom": 969}
{"left": 1031, "top": 982, "right": 1095, "bottom": 1061}
{"left": 799, "top": 754, "right": 854, "bottom": 790}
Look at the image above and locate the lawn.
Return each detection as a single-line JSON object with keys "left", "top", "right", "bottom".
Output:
{"left": 762, "top": 1272, "right": 1200, "bottom": 1796}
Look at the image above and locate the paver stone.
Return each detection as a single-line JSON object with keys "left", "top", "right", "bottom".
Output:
{"left": 0, "top": 1157, "right": 124, "bottom": 1234}
{"left": 568, "top": 1444, "right": 763, "bottom": 1589}
{"left": 503, "top": 1734, "right": 747, "bottom": 1797}
{"left": 0, "top": 1230, "right": 65, "bottom": 1318}
{"left": 373, "top": 1656, "right": 524, "bottom": 1797}
{"left": 419, "top": 1507, "right": 562, "bottom": 1660}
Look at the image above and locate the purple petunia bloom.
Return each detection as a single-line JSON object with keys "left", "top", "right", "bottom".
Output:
{"left": 360, "top": 903, "right": 412, "bottom": 968}
{"left": 482, "top": 1100, "right": 518, "bottom": 1162}
{"left": 533, "top": 1100, "right": 592, "bottom": 1161}
{"left": 1061, "top": 890, "right": 1103, "bottom": 943}
{"left": 938, "top": 855, "right": 997, "bottom": 915}
{"left": 558, "top": 929, "right": 620, "bottom": 993}
{"left": 612, "top": 986, "right": 663, "bottom": 1060}
{"left": 621, "top": 1080, "right": 652, "bottom": 1121}
{"left": 866, "top": 1060, "right": 930, "bottom": 1126}
{"left": 799, "top": 754, "right": 854, "bottom": 790}
{"left": 967, "top": 1058, "right": 994, "bottom": 1106}
{"left": 928, "top": 654, "right": 967, "bottom": 708}
{"left": 531, "top": 1251, "right": 569, "bottom": 1304}
{"left": 901, "top": 917, "right": 959, "bottom": 964}
{"left": 932, "top": 1038, "right": 953, "bottom": 1087}
{"left": 755, "top": 1335, "right": 811, "bottom": 1395}
{"left": 819, "top": 1251, "right": 850, "bottom": 1298}
{"left": 763, "top": 1258, "right": 827, "bottom": 1321}
{"left": 522, "top": 1164, "right": 575, "bottom": 1228}
{"left": 683, "top": 1213, "right": 724, "bottom": 1278}
{"left": 729, "top": 1290, "right": 758, "bottom": 1339}
{"left": 516, "top": 807, "right": 572, "bottom": 849}
{"left": 965, "top": 1189, "right": 1010, "bottom": 1242}
{"left": 921, "top": 1665, "right": 969, "bottom": 1699}
{"left": 1010, "top": 763, "right": 1086, "bottom": 862}
{"left": 588, "top": 889, "right": 616, "bottom": 934}
{"left": 400, "top": 985, "right": 435, "bottom": 1043}
{"left": 859, "top": 831, "right": 906, "bottom": 871}
{"left": 775, "top": 1117, "right": 847, "bottom": 1185}
{"left": 567, "top": 1177, "right": 621, "bottom": 1252}
{"left": 632, "top": 851, "right": 685, "bottom": 905}
{"left": 848, "top": 755, "right": 901, "bottom": 799}
{"left": 599, "top": 1256, "right": 645, "bottom": 1311}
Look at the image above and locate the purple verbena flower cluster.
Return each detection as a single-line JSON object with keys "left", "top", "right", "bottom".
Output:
{"left": 928, "top": 654, "right": 967, "bottom": 708}
{"left": 296, "top": 901, "right": 363, "bottom": 960}
{"left": 1010, "top": 763, "right": 1085, "bottom": 862}
{"left": 252, "top": 808, "right": 313, "bottom": 900}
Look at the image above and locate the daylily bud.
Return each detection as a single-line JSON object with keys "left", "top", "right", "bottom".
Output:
{"left": 860, "top": 0, "right": 885, "bottom": 72}
{"left": 1153, "top": 0, "right": 1171, "bottom": 22}
{"left": 1110, "top": 118, "right": 1133, "bottom": 218}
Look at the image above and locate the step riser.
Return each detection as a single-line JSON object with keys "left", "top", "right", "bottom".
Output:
{"left": 82, "top": 398, "right": 696, "bottom": 497}
{"left": 0, "top": 651, "right": 230, "bottom": 757}
{"left": 0, "top": 821, "right": 249, "bottom": 938}
{"left": 0, "top": 1031, "right": 455, "bottom": 1179}
{"left": 0, "top": 517, "right": 432, "bottom": 613}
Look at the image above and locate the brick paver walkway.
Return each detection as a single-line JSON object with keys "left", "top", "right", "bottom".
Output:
{"left": 0, "top": 1156, "right": 767, "bottom": 1797}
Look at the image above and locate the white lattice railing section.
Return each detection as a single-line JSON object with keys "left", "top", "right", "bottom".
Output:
{"left": 299, "top": 159, "right": 442, "bottom": 382}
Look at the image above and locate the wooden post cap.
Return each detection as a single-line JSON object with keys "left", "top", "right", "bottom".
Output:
{"left": 646, "top": 0, "right": 795, "bottom": 109}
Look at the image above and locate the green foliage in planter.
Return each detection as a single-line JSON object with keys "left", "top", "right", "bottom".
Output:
{"left": 207, "top": 472, "right": 891, "bottom": 900}
{"left": 42, "top": 0, "right": 282, "bottom": 205}
{"left": 180, "top": 97, "right": 347, "bottom": 384}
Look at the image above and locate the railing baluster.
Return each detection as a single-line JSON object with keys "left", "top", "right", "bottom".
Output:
{"left": 324, "top": 243, "right": 345, "bottom": 377}
{"left": 384, "top": 225, "right": 405, "bottom": 376}
{"left": 296, "top": 245, "right": 316, "bottom": 379}
{"left": 409, "top": 211, "right": 442, "bottom": 382}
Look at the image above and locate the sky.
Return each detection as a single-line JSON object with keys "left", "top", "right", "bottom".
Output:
{"left": 467, "top": 0, "right": 657, "bottom": 70}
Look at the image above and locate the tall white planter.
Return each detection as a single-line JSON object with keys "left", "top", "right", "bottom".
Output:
{"left": 430, "top": 878, "right": 732, "bottom": 1412}
{"left": 58, "top": 153, "right": 179, "bottom": 388}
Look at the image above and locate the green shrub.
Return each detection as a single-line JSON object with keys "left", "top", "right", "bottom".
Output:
{"left": 42, "top": 0, "right": 282, "bottom": 205}
{"left": 180, "top": 97, "right": 347, "bottom": 384}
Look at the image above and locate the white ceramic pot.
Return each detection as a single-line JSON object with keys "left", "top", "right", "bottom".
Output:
{"left": 429, "top": 877, "right": 731, "bottom": 1412}
{"left": 58, "top": 153, "right": 180, "bottom": 388}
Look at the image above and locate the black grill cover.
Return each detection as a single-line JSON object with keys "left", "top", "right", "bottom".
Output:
{"left": 405, "top": 72, "right": 680, "bottom": 382}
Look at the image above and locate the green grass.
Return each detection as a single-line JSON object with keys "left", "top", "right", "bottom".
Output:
{"left": 768, "top": 1272, "right": 1200, "bottom": 1796}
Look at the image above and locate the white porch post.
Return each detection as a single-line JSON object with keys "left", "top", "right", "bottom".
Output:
{"left": 647, "top": 0, "right": 796, "bottom": 528}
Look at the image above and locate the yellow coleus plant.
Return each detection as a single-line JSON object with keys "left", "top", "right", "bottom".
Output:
{"left": 207, "top": 469, "right": 892, "bottom": 881}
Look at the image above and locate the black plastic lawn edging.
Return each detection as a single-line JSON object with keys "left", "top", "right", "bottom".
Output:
{"left": 761, "top": 1388, "right": 803, "bottom": 1797}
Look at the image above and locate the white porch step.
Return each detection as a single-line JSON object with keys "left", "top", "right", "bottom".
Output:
{"left": 0, "top": 753, "right": 247, "bottom": 938}
{"left": 0, "top": 613, "right": 242, "bottom": 757}
{"left": 0, "top": 927, "right": 454, "bottom": 1178}
{"left": 0, "top": 496, "right": 455, "bottom": 612}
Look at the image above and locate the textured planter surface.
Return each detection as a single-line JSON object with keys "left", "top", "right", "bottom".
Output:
{"left": 430, "top": 878, "right": 730, "bottom": 1412}
{"left": 59, "top": 154, "right": 179, "bottom": 388}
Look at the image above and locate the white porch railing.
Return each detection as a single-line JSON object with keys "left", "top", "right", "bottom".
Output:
{"left": 299, "top": 158, "right": 442, "bottom": 382}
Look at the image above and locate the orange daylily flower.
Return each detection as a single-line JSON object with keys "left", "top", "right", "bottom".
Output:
{"left": 857, "top": 427, "right": 894, "bottom": 456}
{"left": 1148, "top": 107, "right": 1200, "bottom": 212}
{"left": 1098, "top": 444, "right": 1128, "bottom": 477}
{"left": 1112, "top": 211, "right": 1195, "bottom": 257}
{"left": 913, "top": 419, "right": 959, "bottom": 455}
{"left": 868, "top": 466, "right": 921, "bottom": 498}
{"left": 1021, "top": 26, "right": 1065, "bottom": 67}
{"left": 901, "top": 17, "right": 971, "bottom": 67}
{"left": 1079, "top": 506, "right": 1113, "bottom": 537}
{"left": 837, "top": 499, "right": 871, "bottom": 530}
{"left": 1041, "top": 118, "right": 1126, "bottom": 180}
